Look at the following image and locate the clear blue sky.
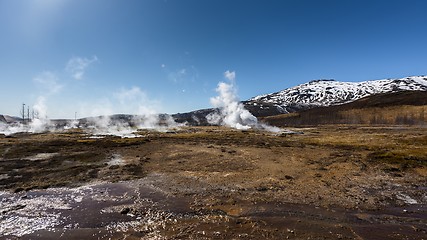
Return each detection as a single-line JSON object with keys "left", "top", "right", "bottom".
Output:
{"left": 1, "top": 0, "right": 426, "bottom": 118}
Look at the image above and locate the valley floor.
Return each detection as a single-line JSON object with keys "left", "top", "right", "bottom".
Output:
{"left": 0, "top": 126, "right": 426, "bottom": 239}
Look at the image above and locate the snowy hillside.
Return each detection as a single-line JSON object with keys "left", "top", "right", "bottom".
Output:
{"left": 245, "top": 76, "right": 427, "bottom": 115}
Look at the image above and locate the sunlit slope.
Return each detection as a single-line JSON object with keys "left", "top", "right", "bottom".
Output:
{"left": 263, "top": 91, "right": 427, "bottom": 126}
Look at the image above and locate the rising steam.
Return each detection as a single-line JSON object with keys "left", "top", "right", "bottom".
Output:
{"left": 0, "top": 88, "right": 181, "bottom": 137}
{"left": 0, "top": 63, "right": 282, "bottom": 136}
{"left": 83, "top": 87, "right": 181, "bottom": 137}
{"left": 30, "top": 96, "right": 52, "bottom": 133}
{"left": 207, "top": 71, "right": 281, "bottom": 132}
{"left": 0, "top": 97, "right": 50, "bottom": 135}
{"left": 0, "top": 57, "right": 183, "bottom": 137}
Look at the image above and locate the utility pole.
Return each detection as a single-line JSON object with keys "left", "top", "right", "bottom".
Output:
{"left": 22, "top": 103, "right": 25, "bottom": 123}
{"left": 27, "top": 106, "right": 30, "bottom": 122}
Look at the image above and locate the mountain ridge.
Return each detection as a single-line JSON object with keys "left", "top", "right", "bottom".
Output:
{"left": 245, "top": 75, "right": 427, "bottom": 116}
{"left": 2, "top": 75, "right": 427, "bottom": 127}
{"left": 262, "top": 91, "right": 427, "bottom": 127}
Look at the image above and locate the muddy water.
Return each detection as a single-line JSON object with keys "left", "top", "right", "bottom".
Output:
{"left": 1, "top": 180, "right": 182, "bottom": 239}
{"left": 1, "top": 179, "right": 426, "bottom": 239}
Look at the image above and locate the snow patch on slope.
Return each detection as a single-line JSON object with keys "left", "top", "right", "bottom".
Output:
{"left": 248, "top": 76, "right": 427, "bottom": 112}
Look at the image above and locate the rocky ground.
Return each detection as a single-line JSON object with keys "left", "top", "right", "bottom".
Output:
{"left": 0, "top": 126, "right": 426, "bottom": 239}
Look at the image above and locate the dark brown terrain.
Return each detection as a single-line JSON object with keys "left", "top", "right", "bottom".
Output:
{"left": 263, "top": 91, "right": 427, "bottom": 126}
{"left": 1, "top": 125, "right": 426, "bottom": 239}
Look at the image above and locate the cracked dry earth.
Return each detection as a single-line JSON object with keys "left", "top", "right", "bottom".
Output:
{"left": 0, "top": 126, "right": 426, "bottom": 239}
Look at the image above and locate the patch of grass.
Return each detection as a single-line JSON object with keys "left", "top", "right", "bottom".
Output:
{"left": 76, "top": 139, "right": 96, "bottom": 143}
{"left": 400, "top": 135, "right": 427, "bottom": 146}
{"left": 369, "top": 150, "right": 427, "bottom": 169}
{"left": 109, "top": 137, "right": 149, "bottom": 146}
{"left": 58, "top": 151, "right": 106, "bottom": 164}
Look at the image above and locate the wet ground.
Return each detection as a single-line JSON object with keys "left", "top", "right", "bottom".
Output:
{"left": 0, "top": 126, "right": 426, "bottom": 239}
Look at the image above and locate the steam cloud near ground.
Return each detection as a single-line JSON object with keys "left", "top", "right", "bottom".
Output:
{"left": 0, "top": 56, "right": 183, "bottom": 137}
{"left": 0, "top": 111, "right": 180, "bottom": 138}
{"left": 0, "top": 90, "right": 181, "bottom": 137}
{"left": 207, "top": 71, "right": 281, "bottom": 132}
{"left": 0, "top": 69, "right": 282, "bottom": 136}
{"left": 84, "top": 114, "right": 179, "bottom": 138}
{"left": 0, "top": 97, "right": 56, "bottom": 135}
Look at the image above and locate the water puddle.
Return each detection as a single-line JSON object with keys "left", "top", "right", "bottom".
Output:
{"left": 0, "top": 179, "right": 190, "bottom": 239}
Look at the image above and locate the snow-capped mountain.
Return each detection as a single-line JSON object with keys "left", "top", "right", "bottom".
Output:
{"left": 245, "top": 76, "right": 427, "bottom": 115}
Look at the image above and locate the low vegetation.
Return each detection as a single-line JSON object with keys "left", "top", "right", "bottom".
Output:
{"left": 263, "top": 91, "right": 427, "bottom": 127}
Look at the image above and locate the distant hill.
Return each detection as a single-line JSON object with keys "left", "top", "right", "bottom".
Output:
{"left": 172, "top": 76, "right": 427, "bottom": 125}
{"left": 0, "top": 115, "right": 21, "bottom": 124}
{"left": 2, "top": 76, "right": 427, "bottom": 128}
{"left": 172, "top": 109, "right": 217, "bottom": 126}
{"left": 245, "top": 76, "right": 427, "bottom": 117}
{"left": 0, "top": 115, "right": 6, "bottom": 123}
{"left": 262, "top": 91, "right": 427, "bottom": 127}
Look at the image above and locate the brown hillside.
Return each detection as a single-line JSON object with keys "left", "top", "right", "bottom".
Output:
{"left": 263, "top": 91, "right": 427, "bottom": 127}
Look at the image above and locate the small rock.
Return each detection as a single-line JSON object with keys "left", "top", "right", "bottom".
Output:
{"left": 284, "top": 175, "right": 294, "bottom": 180}
{"left": 120, "top": 207, "right": 131, "bottom": 215}
{"left": 14, "top": 187, "right": 24, "bottom": 193}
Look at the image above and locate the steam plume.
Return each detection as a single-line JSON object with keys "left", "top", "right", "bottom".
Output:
{"left": 30, "top": 96, "right": 51, "bottom": 133}
{"left": 0, "top": 57, "right": 180, "bottom": 137}
{"left": 207, "top": 71, "right": 281, "bottom": 132}
{"left": 207, "top": 71, "right": 257, "bottom": 129}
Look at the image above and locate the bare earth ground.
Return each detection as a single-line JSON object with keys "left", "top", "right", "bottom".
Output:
{"left": 0, "top": 126, "right": 426, "bottom": 239}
